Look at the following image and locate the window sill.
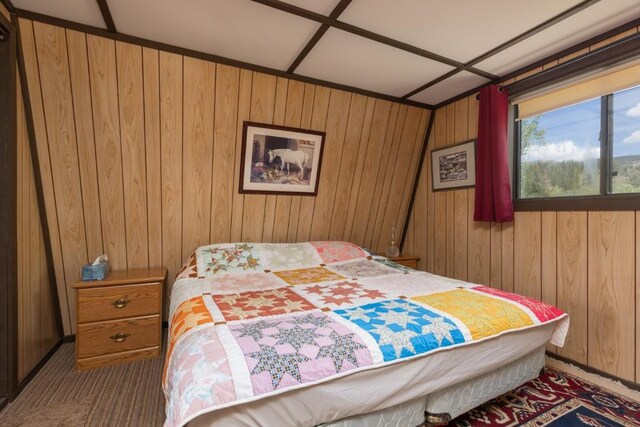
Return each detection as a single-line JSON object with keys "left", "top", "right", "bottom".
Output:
{"left": 514, "top": 194, "right": 640, "bottom": 211}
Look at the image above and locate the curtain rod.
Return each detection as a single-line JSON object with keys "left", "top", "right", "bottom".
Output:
{"left": 475, "top": 86, "right": 505, "bottom": 100}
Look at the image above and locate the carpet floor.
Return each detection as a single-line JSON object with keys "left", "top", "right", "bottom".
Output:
{"left": 0, "top": 343, "right": 165, "bottom": 427}
{"left": 1, "top": 344, "right": 639, "bottom": 427}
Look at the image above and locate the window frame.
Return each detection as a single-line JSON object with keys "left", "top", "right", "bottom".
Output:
{"left": 513, "top": 90, "right": 640, "bottom": 211}
{"left": 508, "top": 30, "right": 640, "bottom": 211}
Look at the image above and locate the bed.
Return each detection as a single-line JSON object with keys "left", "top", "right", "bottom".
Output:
{"left": 163, "top": 241, "right": 569, "bottom": 427}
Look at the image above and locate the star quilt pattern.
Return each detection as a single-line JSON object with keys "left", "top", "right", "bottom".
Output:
{"left": 163, "top": 241, "right": 569, "bottom": 427}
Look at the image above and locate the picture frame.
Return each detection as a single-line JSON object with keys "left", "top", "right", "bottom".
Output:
{"left": 239, "top": 121, "right": 326, "bottom": 195}
{"left": 431, "top": 139, "right": 476, "bottom": 191}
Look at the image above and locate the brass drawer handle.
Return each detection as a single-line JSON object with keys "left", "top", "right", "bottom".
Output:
{"left": 110, "top": 332, "right": 130, "bottom": 343}
{"left": 112, "top": 298, "right": 130, "bottom": 309}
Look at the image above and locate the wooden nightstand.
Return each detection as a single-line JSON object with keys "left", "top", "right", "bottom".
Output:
{"left": 72, "top": 268, "right": 167, "bottom": 370}
{"left": 386, "top": 254, "right": 420, "bottom": 269}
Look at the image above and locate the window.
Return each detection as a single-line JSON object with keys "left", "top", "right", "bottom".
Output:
{"left": 611, "top": 85, "right": 640, "bottom": 193}
{"left": 516, "top": 84, "right": 640, "bottom": 202}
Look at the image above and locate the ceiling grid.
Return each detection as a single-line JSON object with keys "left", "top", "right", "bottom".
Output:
{"left": 5, "top": 0, "right": 640, "bottom": 108}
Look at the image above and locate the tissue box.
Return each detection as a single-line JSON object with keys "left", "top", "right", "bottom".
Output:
{"left": 82, "top": 260, "right": 110, "bottom": 281}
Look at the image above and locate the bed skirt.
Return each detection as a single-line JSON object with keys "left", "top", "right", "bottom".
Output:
{"left": 319, "top": 345, "right": 545, "bottom": 427}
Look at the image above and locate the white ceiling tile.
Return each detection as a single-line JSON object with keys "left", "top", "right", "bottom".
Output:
{"left": 279, "top": 0, "right": 342, "bottom": 16}
{"left": 340, "top": 0, "right": 584, "bottom": 63}
{"left": 296, "top": 28, "right": 454, "bottom": 97}
{"left": 13, "top": 0, "right": 106, "bottom": 28}
{"left": 107, "top": 0, "right": 321, "bottom": 70}
{"left": 475, "top": 0, "right": 640, "bottom": 76}
{"left": 409, "top": 71, "right": 490, "bottom": 105}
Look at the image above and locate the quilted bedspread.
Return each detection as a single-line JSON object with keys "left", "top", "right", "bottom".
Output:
{"left": 163, "top": 241, "right": 569, "bottom": 427}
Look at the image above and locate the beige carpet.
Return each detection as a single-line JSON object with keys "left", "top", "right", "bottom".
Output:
{"left": 0, "top": 343, "right": 165, "bottom": 427}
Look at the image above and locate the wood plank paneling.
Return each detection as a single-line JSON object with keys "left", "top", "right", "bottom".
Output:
{"left": 364, "top": 104, "right": 400, "bottom": 249}
{"left": 588, "top": 212, "right": 635, "bottom": 381}
{"left": 370, "top": 105, "right": 407, "bottom": 251}
{"left": 425, "top": 130, "right": 435, "bottom": 273}
{"left": 309, "top": 90, "right": 352, "bottom": 241}
{"left": 182, "top": 56, "right": 215, "bottom": 257}
{"left": 342, "top": 97, "right": 375, "bottom": 242}
{"left": 34, "top": 22, "right": 88, "bottom": 328}
{"left": 541, "top": 212, "right": 557, "bottom": 307}
{"left": 230, "top": 69, "right": 252, "bottom": 243}
{"left": 489, "top": 223, "right": 502, "bottom": 288}
{"left": 272, "top": 80, "right": 304, "bottom": 243}
{"left": 433, "top": 108, "right": 447, "bottom": 276}
{"left": 262, "top": 77, "right": 289, "bottom": 243}
{"left": 0, "top": 2, "right": 9, "bottom": 19}
{"left": 557, "top": 212, "right": 588, "bottom": 364}
{"left": 159, "top": 51, "right": 183, "bottom": 297}
{"left": 210, "top": 65, "right": 239, "bottom": 244}
{"left": 66, "top": 30, "right": 103, "bottom": 262}
{"left": 501, "top": 222, "right": 514, "bottom": 293}
{"left": 116, "top": 42, "right": 149, "bottom": 269}
{"left": 87, "top": 34, "right": 126, "bottom": 271}
{"left": 17, "top": 76, "right": 59, "bottom": 381}
{"left": 286, "top": 83, "right": 317, "bottom": 243}
{"left": 412, "top": 129, "right": 428, "bottom": 270}
{"left": 378, "top": 107, "right": 424, "bottom": 253}
{"left": 348, "top": 100, "right": 392, "bottom": 246}
{"left": 514, "top": 211, "right": 541, "bottom": 300}
{"left": 328, "top": 94, "right": 366, "bottom": 241}
{"left": 297, "top": 86, "right": 331, "bottom": 243}
{"left": 242, "top": 72, "right": 277, "bottom": 243}
{"left": 395, "top": 110, "right": 429, "bottom": 254}
{"left": 453, "top": 99, "right": 468, "bottom": 281}
{"left": 466, "top": 95, "right": 490, "bottom": 286}
{"left": 541, "top": 212, "right": 558, "bottom": 353}
{"left": 20, "top": 19, "right": 429, "bottom": 333}
{"left": 19, "top": 19, "right": 71, "bottom": 333}
{"left": 143, "top": 47, "right": 162, "bottom": 268}
{"left": 17, "top": 79, "right": 26, "bottom": 378}
{"left": 445, "top": 104, "right": 455, "bottom": 278}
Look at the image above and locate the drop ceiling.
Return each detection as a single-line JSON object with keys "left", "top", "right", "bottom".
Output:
{"left": 8, "top": 0, "right": 640, "bottom": 107}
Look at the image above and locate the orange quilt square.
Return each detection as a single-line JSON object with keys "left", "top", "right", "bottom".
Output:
{"left": 273, "top": 267, "right": 346, "bottom": 286}
{"left": 213, "top": 287, "right": 316, "bottom": 321}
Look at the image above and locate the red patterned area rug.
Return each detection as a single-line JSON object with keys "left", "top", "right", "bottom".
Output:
{"left": 449, "top": 367, "right": 640, "bottom": 426}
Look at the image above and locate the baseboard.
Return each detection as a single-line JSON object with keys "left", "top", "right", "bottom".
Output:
{"left": 546, "top": 352, "right": 640, "bottom": 392}
{"left": 0, "top": 395, "right": 7, "bottom": 412}
{"left": 16, "top": 339, "right": 62, "bottom": 396}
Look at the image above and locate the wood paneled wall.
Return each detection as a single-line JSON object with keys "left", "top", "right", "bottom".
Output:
{"left": 405, "top": 25, "right": 640, "bottom": 383}
{"left": 17, "top": 75, "right": 59, "bottom": 382}
{"left": 0, "top": 3, "right": 8, "bottom": 20}
{"left": 18, "top": 18, "right": 430, "bottom": 335}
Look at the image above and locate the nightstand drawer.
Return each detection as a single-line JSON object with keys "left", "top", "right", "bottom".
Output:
{"left": 77, "top": 315, "right": 160, "bottom": 359}
{"left": 77, "top": 282, "right": 161, "bottom": 323}
{"left": 396, "top": 259, "right": 418, "bottom": 269}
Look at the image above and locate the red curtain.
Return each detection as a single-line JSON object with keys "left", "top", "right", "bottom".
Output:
{"left": 474, "top": 85, "right": 514, "bottom": 222}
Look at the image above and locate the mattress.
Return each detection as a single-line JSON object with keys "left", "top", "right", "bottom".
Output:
{"left": 164, "top": 241, "right": 568, "bottom": 427}
{"left": 188, "top": 327, "right": 553, "bottom": 427}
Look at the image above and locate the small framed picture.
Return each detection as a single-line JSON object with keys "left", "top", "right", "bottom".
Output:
{"left": 431, "top": 139, "right": 476, "bottom": 191}
{"left": 239, "top": 121, "right": 325, "bottom": 195}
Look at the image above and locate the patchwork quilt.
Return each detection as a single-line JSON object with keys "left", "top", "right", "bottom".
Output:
{"left": 163, "top": 241, "right": 569, "bottom": 427}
